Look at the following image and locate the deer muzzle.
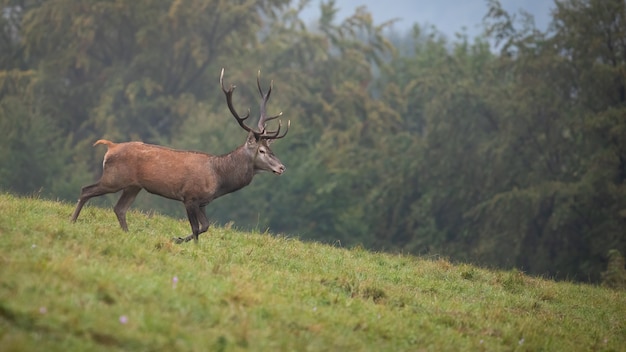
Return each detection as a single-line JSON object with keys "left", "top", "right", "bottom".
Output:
{"left": 273, "top": 164, "right": 286, "bottom": 175}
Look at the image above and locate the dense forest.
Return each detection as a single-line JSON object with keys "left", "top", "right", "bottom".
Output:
{"left": 1, "top": 0, "right": 625, "bottom": 283}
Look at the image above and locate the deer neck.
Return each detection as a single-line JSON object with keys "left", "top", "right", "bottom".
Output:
{"left": 213, "top": 145, "right": 256, "bottom": 195}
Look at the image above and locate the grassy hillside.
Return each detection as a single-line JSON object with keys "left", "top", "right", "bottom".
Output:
{"left": 0, "top": 193, "right": 624, "bottom": 351}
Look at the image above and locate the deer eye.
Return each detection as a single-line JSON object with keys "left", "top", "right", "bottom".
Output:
{"left": 259, "top": 148, "right": 266, "bottom": 154}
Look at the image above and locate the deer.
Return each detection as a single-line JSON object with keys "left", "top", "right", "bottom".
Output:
{"left": 70, "top": 68, "right": 289, "bottom": 244}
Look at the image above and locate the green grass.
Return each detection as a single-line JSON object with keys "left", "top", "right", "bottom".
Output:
{"left": 0, "top": 193, "right": 624, "bottom": 351}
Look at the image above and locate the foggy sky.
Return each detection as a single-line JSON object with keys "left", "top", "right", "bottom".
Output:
{"left": 300, "top": 0, "right": 554, "bottom": 38}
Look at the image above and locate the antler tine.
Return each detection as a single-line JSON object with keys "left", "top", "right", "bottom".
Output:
{"left": 256, "top": 69, "right": 267, "bottom": 100}
{"left": 263, "top": 119, "right": 290, "bottom": 140}
{"left": 220, "top": 68, "right": 254, "bottom": 134}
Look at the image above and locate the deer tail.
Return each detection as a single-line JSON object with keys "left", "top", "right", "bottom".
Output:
{"left": 93, "top": 139, "right": 115, "bottom": 148}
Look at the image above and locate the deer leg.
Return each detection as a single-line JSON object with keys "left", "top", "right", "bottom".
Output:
{"left": 113, "top": 186, "right": 142, "bottom": 231}
{"left": 70, "top": 182, "right": 115, "bottom": 223}
{"left": 186, "top": 206, "right": 211, "bottom": 243}
{"left": 173, "top": 203, "right": 202, "bottom": 244}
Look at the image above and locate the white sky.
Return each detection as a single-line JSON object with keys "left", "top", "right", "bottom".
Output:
{"left": 300, "top": 0, "right": 554, "bottom": 38}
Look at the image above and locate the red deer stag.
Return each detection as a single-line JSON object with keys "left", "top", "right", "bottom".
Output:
{"left": 70, "top": 68, "right": 289, "bottom": 243}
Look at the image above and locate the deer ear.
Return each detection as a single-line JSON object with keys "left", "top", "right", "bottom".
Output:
{"left": 246, "top": 131, "right": 257, "bottom": 145}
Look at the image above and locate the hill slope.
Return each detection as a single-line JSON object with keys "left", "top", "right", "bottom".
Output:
{"left": 0, "top": 193, "right": 624, "bottom": 351}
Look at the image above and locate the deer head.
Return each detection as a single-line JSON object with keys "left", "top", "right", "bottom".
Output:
{"left": 220, "top": 68, "right": 290, "bottom": 175}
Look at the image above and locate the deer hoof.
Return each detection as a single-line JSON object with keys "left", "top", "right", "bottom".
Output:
{"left": 172, "top": 237, "right": 185, "bottom": 244}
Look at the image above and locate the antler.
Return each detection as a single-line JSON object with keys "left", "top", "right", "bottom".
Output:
{"left": 220, "top": 68, "right": 289, "bottom": 140}
{"left": 220, "top": 68, "right": 253, "bottom": 134}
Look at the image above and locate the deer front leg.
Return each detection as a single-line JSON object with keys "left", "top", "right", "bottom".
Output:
{"left": 173, "top": 203, "right": 210, "bottom": 244}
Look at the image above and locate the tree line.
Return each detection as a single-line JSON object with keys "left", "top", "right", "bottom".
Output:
{"left": 1, "top": 0, "right": 625, "bottom": 283}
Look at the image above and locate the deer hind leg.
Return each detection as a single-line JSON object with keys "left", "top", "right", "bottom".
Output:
{"left": 114, "top": 186, "right": 142, "bottom": 231}
{"left": 174, "top": 203, "right": 209, "bottom": 244}
{"left": 70, "top": 182, "right": 116, "bottom": 223}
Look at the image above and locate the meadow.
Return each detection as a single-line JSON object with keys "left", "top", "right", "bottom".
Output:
{"left": 0, "top": 193, "right": 624, "bottom": 351}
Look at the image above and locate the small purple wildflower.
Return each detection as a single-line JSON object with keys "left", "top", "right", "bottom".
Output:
{"left": 119, "top": 315, "right": 128, "bottom": 324}
{"left": 39, "top": 306, "right": 47, "bottom": 314}
{"left": 172, "top": 276, "right": 179, "bottom": 289}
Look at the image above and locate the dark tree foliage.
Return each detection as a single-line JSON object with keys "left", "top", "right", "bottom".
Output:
{"left": 1, "top": 0, "right": 624, "bottom": 282}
